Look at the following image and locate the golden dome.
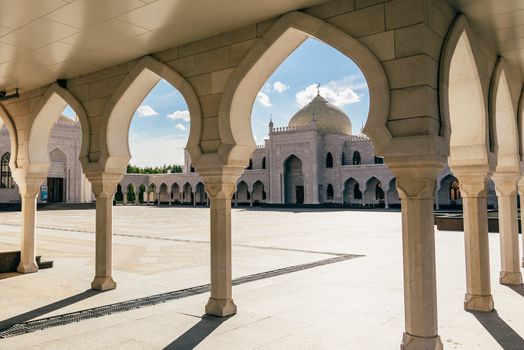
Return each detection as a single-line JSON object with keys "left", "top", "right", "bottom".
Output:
{"left": 288, "top": 94, "right": 352, "bottom": 135}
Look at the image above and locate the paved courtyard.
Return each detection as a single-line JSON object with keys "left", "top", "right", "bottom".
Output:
{"left": 0, "top": 207, "right": 523, "bottom": 349}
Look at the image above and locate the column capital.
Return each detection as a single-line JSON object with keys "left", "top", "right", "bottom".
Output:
{"left": 85, "top": 172, "right": 123, "bottom": 198}
{"left": 387, "top": 160, "right": 445, "bottom": 199}
{"left": 11, "top": 169, "right": 46, "bottom": 196}
{"left": 198, "top": 166, "right": 244, "bottom": 198}
{"left": 492, "top": 172, "right": 519, "bottom": 196}
{"left": 450, "top": 167, "right": 491, "bottom": 198}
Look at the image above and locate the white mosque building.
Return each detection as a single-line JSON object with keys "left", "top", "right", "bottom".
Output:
{"left": 0, "top": 94, "right": 497, "bottom": 209}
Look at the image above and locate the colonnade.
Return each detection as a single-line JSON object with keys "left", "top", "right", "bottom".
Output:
{"left": 117, "top": 186, "right": 208, "bottom": 206}
{"left": 2, "top": 4, "right": 524, "bottom": 349}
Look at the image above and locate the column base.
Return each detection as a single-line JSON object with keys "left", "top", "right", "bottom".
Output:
{"left": 205, "top": 297, "right": 237, "bottom": 317}
{"left": 91, "top": 276, "right": 117, "bottom": 291}
{"left": 464, "top": 293, "right": 494, "bottom": 312}
{"left": 17, "top": 262, "right": 38, "bottom": 274}
{"left": 401, "top": 333, "right": 443, "bottom": 350}
{"left": 499, "top": 271, "right": 522, "bottom": 285}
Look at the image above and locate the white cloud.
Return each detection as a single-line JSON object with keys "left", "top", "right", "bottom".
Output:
{"left": 257, "top": 92, "right": 272, "bottom": 107}
{"left": 175, "top": 123, "right": 187, "bottom": 131}
{"left": 273, "top": 81, "right": 289, "bottom": 93}
{"left": 167, "top": 110, "right": 190, "bottom": 122}
{"left": 295, "top": 76, "right": 367, "bottom": 107}
{"left": 129, "top": 134, "right": 187, "bottom": 167}
{"left": 136, "top": 105, "right": 159, "bottom": 117}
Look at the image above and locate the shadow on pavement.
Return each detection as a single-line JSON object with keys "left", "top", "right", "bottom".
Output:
{"left": 0, "top": 289, "right": 101, "bottom": 331}
{"left": 507, "top": 284, "right": 524, "bottom": 297}
{"left": 163, "top": 315, "right": 230, "bottom": 350}
{"left": 470, "top": 309, "right": 524, "bottom": 349}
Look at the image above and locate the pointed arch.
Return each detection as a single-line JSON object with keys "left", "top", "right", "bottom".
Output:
{"left": 439, "top": 15, "right": 490, "bottom": 167}
{"left": 218, "top": 11, "right": 390, "bottom": 166}
{"left": 100, "top": 56, "right": 202, "bottom": 173}
{"left": 49, "top": 147, "right": 67, "bottom": 162}
{"left": 27, "top": 83, "right": 90, "bottom": 171}
{"left": 0, "top": 104, "right": 18, "bottom": 169}
{"left": 489, "top": 58, "right": 520, "bottom": 172}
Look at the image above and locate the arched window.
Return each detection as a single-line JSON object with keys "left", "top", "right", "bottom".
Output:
{"left": 247, "top": 158, "right": 253, "bottom": 170}
{"left": 1, "top": 152, "right": 14, "bottom": 189}
{"left": 190, "top": 165, "right": 195, "bottom": 173}
{"left": 262, "top": 157, "right": 266, "bottom": 169}
{"left": 450, "top": 179, "right": 461, "bottom": 201}
{"left": 326, "top": 152, "right": 333, "bottom": 168}
{"left": 352, "top": 151, "right": 361, "bottom": 165}
{"left": 341, "top": 152, "right": 346, "bottom": 166}
{"left": 374, "top": 156, "right": 384, "bottom": 164}
{"left": 375, "top": 182, "right": 384, "bottom": 200}
{"left": 326, "top": 184, "right": 334, "bottom": 200}
{"left": 354, "top": 183, "right": 362, "bottom": 199}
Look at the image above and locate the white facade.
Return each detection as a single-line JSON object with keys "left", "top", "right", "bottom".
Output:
{"left": 0, "top": 116, "right": 91, "bottom": 203}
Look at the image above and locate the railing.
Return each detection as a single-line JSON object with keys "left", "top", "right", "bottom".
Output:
{"left": 271, "top": 125, "right": 312, "bottom": 133}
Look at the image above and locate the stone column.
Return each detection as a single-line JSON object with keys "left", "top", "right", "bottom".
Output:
{"left": 455, "top": 172, "right": 494, "bottom": 311}
{"left": 15, "top": 175, "right": 46, "bottom": 273}
{"left": 193, "top": 192, "right": 196, "bottom": 206}
{"left": 87, "top": 172, "right": 122, "bottom": 291}
{"left": 519, "top": 178, "right": 524, "bottom": 268}
{"left": 493, "top": 173, "right": 522, "bottom": 285}
{"left": 391, "top": 163, "right": 443, "bottom": 350}
{"left": 200, "top": 167, "right": 243, "bottom": 317}
{"left": 123, "top": 193, "right": 127, "bottom": 205}
{"left": 250, "top": 191, "right": 253, "bottom": 207}
{"left": 134, "top": 190, "right": 139, "bottom": 205}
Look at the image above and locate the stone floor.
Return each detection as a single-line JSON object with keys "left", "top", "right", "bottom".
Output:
{"left": 0, "top": 206, "right": 523, "bottom": 349}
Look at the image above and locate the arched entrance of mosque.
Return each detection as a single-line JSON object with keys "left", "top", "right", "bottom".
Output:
{"left": 252, "top": 180, "right": 266, "bottom": 205}
{"left": 171, "top": 183, "right": 181, "bottom": 204}
{"left": 158, "top": 183, "right": 170, "bottom": 204}
{"left": 386, "top": 178, "right": 399, "bottom": 208}
{"left": 236, "top": 181, "right": 250, "bottom": 205}
{"left": 47, "top": 148, "right": 68, "bottom": 203}
{"left": 284, "top": 155, "right": 304, "bottom": 205}
{"left": 195, "top": 182, "right": 206, "bottom": 205}
{"left": 343, "top": 178, "right": 360, "bottom": 205}
{"left": 138, "top": 184, "right": 146, "bottom": 203}
{"left": 364, "top": 177, "right": 383, "bottom": 207}
{"left": 182, "top": 183, "right": 193, "bottom": 204}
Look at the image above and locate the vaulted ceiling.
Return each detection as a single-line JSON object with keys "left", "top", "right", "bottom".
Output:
{"left": 0, "top": 0, "right": 522, "bottom": 94}
{"left": 448, "top": 0, "right": 524, "bottom": 79}
{"left": 0, "top": 0, "right": 328, "bottom": 92}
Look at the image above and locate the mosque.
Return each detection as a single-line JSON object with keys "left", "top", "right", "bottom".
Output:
{"left": 0, "top": 93, "right": 498, "bottom": 209}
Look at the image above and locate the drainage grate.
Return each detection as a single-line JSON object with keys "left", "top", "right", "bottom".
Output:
{"left": 0, "top": 254, "right": 362, "bottom": 339}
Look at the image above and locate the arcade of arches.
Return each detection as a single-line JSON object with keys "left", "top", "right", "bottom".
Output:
{"left": 1, "top": 1, "right": 524, "bottom": 349}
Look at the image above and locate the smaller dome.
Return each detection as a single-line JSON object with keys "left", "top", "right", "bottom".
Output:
{"left": 288, "top": 94, "right": 352, "bottom": 135}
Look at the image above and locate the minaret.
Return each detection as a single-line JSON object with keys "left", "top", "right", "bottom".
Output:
{"left": 268, "top": 114, "right": 274, "bottom": 133}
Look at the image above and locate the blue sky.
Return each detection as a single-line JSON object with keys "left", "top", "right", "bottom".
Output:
{"left": 63, "top": 38, "right": 369, "bottom": 167}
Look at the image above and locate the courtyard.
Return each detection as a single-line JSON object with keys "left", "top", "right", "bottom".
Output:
{"left": 0, "top": 207, "right": 522, "bottom": 349}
